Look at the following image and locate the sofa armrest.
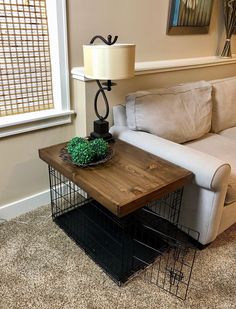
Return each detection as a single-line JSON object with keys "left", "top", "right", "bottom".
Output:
{"left": 110, "top": 126, "right": 231, "bottom": 191}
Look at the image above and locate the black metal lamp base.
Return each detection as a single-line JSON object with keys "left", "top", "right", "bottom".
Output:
{"left": 90, "top": 119, "right": 113, "bottom": 141}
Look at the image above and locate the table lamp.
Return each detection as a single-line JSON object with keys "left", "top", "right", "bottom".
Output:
{"left": 83, "top": 35, "right": 135, "bottom": 140}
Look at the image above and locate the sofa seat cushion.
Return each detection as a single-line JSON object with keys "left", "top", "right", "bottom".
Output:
{"left": 186, "top": 133, "right": 236, "bottom": 204}
{"left": 125, "top": 81, "right": 212, "bottom": 144}
{"left": 218, "top": 127, "right": 236, "bottom": 142}
{"left": 210, "top": 76, "right": 236, "bottom": 133}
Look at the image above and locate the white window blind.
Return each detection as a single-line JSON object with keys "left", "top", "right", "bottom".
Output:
{"left": 0, "top": 0, "right": 54, "bottom": 117}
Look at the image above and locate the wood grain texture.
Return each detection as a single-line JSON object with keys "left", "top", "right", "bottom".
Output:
{"left": 39, "top": 140, "right": 192, "bottom": 217}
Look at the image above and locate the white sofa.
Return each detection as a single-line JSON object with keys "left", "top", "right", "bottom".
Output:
{"left": 110, "top": 76, "right": 236, "bottom": 245}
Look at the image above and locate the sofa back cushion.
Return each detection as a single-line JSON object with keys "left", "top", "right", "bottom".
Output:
{"left": 125, "top": 81, "right": 212, "bottom": 144}
{"left": 210, "top": 76, "right": 236, "bottom": 133}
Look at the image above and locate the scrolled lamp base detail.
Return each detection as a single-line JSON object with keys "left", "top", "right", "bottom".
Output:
{"left": 89, "top": 79, "right": 115, "bottom": 141}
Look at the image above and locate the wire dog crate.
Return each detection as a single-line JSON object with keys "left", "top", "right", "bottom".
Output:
{"left": 48, "top": 166, "right": 199, "bottom": 300}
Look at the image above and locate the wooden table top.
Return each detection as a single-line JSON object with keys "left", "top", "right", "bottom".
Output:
{"left": 39, "top": 139, "right": 192, "bottom": 217}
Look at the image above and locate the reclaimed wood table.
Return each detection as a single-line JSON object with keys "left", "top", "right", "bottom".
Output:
{"left": 39, "top": 140, "right": 192, "bottom": 216}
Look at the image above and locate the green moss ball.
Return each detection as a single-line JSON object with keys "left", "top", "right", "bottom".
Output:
{"left": 67, "top": 137, "right": 87, "bottom": 155}
{"left": 90, "top": 138, "right": 108, "bottom": 159}
{"left": 70, "top": 142, "right": 95, "bottom": 165}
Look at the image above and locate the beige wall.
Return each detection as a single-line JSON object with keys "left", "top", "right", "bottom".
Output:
{"left": 1, "top": 0, "right": 236, "bottom": 212}
{"left": 67, "top": 0, "right": 236, "bottom": 67}
{"left": 0, "top": 125, "right": 75, "bottom": 207}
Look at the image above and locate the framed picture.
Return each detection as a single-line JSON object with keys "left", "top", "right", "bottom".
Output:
{"left": 167, "top": 0, "right": 214, "bottom": 35}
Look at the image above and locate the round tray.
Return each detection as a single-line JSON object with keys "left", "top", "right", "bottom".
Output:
{"left": 59, "top": 146, "right": 113, "bottom": 168}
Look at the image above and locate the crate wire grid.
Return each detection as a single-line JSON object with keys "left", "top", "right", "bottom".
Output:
{"left": 132, "top": 209, "right": 199, "bottom": 300}
{"left": 48, "top": 166, "right": 199, "bottom": 300}
{"left": 48, "top": 166, "right": 90, "bottom": 218}
{"left": 146, "top": 188, "right": 183, "bottom": 225}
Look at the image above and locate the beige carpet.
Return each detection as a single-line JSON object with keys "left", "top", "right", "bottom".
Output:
{"left": 0, "top": 205, "right": 235, "bottom": 309}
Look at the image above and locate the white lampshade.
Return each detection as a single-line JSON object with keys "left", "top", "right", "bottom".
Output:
{"left": 83, "top": 44, "right": 135, "bottom": 80}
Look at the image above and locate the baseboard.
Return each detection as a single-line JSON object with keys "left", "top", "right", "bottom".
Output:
{"left": 0, "top": 190, "right": 50, "bottom": 221}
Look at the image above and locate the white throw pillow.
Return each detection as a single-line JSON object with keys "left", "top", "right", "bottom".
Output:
{"left": 126, "top": 81, "right": 212, "bottom": 144}
{"left": 210, "top": 76, "right": 236, "bottom": 133}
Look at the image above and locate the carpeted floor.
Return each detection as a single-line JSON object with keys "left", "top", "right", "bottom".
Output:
{"left": 0, "top": 205, "right": 235, "bottom": 309}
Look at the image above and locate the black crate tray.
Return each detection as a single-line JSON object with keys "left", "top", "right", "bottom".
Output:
{"left": 54, "top": 200, "right": 169, "bottom": 284}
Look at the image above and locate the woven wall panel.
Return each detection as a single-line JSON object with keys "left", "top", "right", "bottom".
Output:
{"left": 0, "top": 0, "right": 54, "bottom": 117}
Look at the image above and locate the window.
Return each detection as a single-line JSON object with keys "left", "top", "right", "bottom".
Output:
{"left": 0, "top": 0, "right": 73, "bottom": 137}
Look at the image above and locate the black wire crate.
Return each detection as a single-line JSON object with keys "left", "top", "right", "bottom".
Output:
{"left": 48, "top": 166, "right": 91, "bottom": 218}
{"left": 132, "top": 208, "right": 199, "bottom": 300}
{"left": 146, "top": 188, "right": 183, "bottom": 225}
{"left": 48, "top": 166, "right": 198, "bottom": 299}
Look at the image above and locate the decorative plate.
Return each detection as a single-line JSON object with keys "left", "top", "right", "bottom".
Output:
{"left": 59, "top": 146, "right": 113, "bottom": 168}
